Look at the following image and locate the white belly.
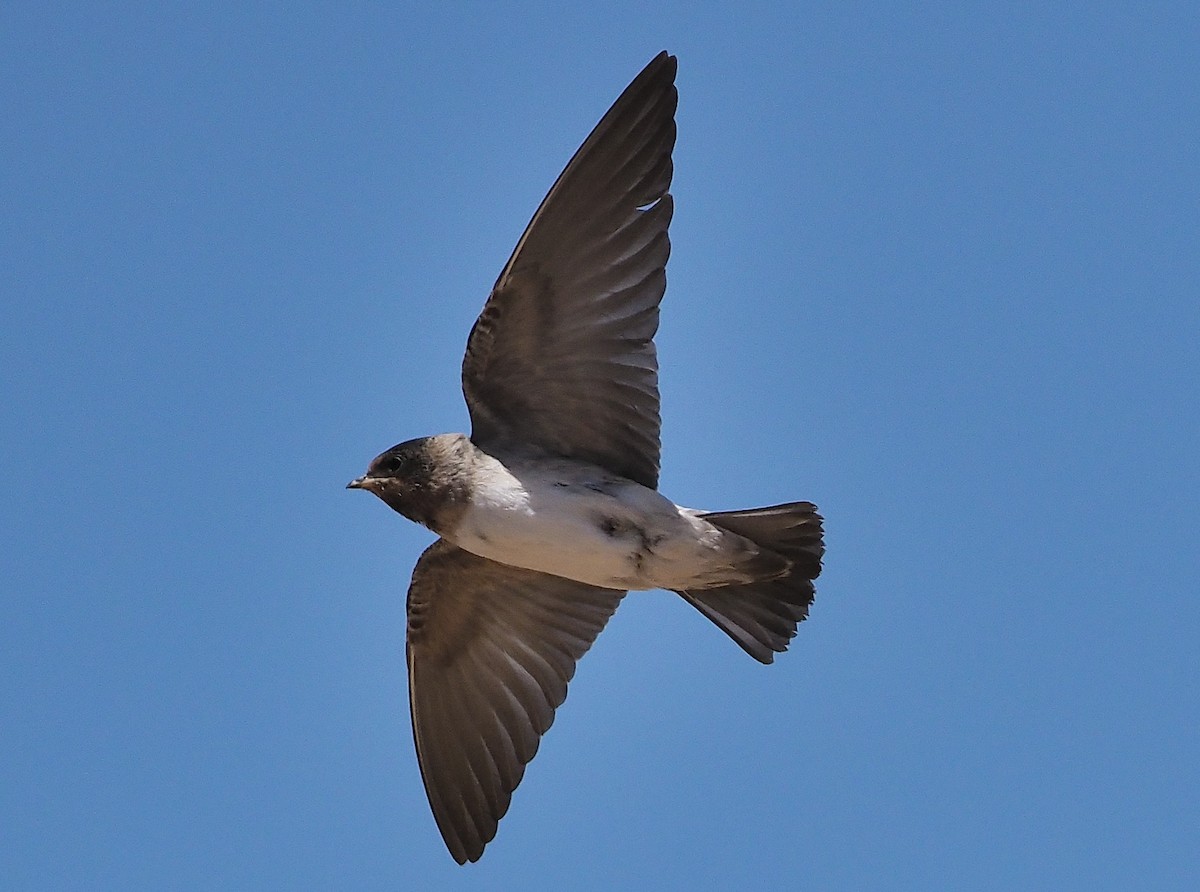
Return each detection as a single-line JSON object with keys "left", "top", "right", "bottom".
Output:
{"left": 447, "top": 456, "right": 722, "bottom": 590}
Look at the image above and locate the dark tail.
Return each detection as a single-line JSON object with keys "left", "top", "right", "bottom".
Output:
{"left": 676, "top": 501, "right": 824, "bottom": 664}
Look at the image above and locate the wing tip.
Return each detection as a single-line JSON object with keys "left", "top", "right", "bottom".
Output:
{"left": 649, "top": 50, "right": 678, "bottom": 76}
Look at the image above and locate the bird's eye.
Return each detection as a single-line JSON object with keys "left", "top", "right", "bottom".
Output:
{"left": 380, "top": 456, "right": 404, "bottom": 474}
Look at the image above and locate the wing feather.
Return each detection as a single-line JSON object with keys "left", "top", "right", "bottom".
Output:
{"left": 462, "top": 52, "right": 678, "bottom": 488}
{"left": 406, "top": 539, "right": 624, "bottom": 863}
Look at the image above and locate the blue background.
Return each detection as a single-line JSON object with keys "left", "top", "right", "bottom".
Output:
{"left": 3, "top": 3, "right": 1197, "bottom": 889}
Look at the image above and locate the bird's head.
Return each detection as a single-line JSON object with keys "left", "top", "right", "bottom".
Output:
{"left": 347, "top": 434, "right": 469, "bottom": 530}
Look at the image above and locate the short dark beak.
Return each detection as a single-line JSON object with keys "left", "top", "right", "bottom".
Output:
{"left": 346, "top": 477, "right": 366, "bottom": 490}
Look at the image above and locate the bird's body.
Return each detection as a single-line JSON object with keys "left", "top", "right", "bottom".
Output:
{"left": 347, "top": 51, "right": 825, "bottom": 864}
{"left": 399, "top": 434, "right": 786, "bottom": 592}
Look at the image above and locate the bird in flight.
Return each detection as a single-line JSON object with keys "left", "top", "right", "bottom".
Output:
{"left": 348, "top": 51, "right": 824, "bottom": 864}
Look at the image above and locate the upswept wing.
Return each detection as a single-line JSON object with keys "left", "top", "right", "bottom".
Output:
{"left": 462, "top": 52, "right": 677, "bottom": 489}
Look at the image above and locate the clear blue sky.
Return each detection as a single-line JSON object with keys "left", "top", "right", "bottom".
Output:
{"left": 3, "top": 3, "right": 1197, "bottom": 889}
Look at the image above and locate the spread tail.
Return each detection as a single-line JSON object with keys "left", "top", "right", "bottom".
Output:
{"left": 677, "top": 501, "right": 824, "bottom": 664}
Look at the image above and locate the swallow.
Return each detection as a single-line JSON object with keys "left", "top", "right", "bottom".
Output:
{"left": 348, "top": 51, "right": 824, "bottom": 864}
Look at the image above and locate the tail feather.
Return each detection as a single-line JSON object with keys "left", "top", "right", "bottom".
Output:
{"left": 677, "top": 501, "right": 824, "bottom": 664}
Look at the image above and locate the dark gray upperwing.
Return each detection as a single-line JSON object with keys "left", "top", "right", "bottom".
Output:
{"left": 462, "top": 52, "right": 677, "bottom": 489}
{"left": 405, "top": 539, "right": 625, "bottom": 863}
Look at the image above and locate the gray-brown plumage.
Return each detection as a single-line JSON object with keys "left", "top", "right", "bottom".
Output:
{"left": 348, "top": 51, "right": 824, "bottom": 864}
{"left": 404, "top": 541, "right": 624, "bottom": 863}
{"left": 462, "top": 56, "right": 674, "bottom": 490}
